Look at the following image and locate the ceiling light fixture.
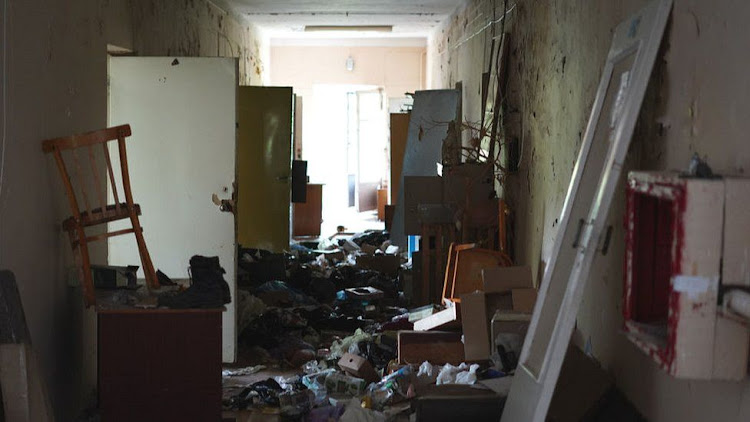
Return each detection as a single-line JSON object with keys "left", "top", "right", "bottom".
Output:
{"left": 304, "top": 25, "right": 393, "bottom": 32}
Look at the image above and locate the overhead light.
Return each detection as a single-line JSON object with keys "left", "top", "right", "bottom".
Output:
{"left": 304, "top": 25, "right": 393, "bottom": 32}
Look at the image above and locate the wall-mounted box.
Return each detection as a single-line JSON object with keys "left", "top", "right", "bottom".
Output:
{"left": 623, "top": 171, "right": 750, "bottom": 380}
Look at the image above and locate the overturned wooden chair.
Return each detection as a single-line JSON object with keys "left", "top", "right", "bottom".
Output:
{"left": 42, "top": 124, "right": 159, "bottom": 307}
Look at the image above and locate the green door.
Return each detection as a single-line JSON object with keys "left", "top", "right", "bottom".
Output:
{"left": 237, "top": 86, "right": 293, "bottom": 252}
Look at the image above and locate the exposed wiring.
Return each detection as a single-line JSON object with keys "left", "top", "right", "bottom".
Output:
{"left": 452, "top": 2, "right": 516, "bottom": 50}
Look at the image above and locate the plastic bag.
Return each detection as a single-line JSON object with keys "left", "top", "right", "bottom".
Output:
{"left": 455, "top": 364, "right": 480, "bottom": 385}
{"left": 330, "top": 328, "right": 372, "bottom": 359}
{"left": 365, "top": 365, "right": 413, "bottom": 410}
{"left": 416, "top": 361, "right": 436, "bottom": 385}
{"left": 302, "top": 368, "right": 336, "bottom": 405}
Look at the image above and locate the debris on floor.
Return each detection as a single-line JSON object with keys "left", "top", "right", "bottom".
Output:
{"left": 222, "top": 229, "right": 519, "bottom": 421}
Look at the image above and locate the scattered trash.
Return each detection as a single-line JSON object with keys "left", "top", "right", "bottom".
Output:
{"left": 365, "top": 365, "right": 414, "bottom": 410}
{"left": 436, "top": 363, "right": 479, "bottom": 385}
{"left": 222, "top": 365, "right": 266, "bottom": 377}
{"left": 330, "top": 329, "right": 373, "bottom": 359}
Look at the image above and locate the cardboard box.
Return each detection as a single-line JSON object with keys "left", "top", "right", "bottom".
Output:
{"left": 325, "top": 372, "right": 367, "bottom": 396}
{"left": 338, "top": 353, "right": 379, "bottom": 383}
{"left": 451, "top": 248, "right": 511, "bottom": 300}
{"left": 461, "top": 289, "right": 536, "bottom": 361}
{"left": 482, "top": 265, "right": 534, "bottom": 292}
{"left": 397, "top": 331, "right": 464, "bottom": 365}
{"left": 511, "top": 288, "right": 538, "bottom": 313}
{"left": 460, "top": 291, "right": 491, "bottom": 361}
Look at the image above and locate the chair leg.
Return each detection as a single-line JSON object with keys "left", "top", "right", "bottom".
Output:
{"left": 72, "top": 228, "right": 96, "bottom": 307}
{"left": 129, "top": 214, "right": 159, "bottom": 290}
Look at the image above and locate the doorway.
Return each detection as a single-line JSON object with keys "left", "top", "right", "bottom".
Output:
{"left": 305, "top": 84, "right": 388, "bottom": 236}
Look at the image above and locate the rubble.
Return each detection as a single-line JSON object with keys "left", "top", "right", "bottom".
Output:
{"left": 224, "top": 229, "right": 514, "bottom": 420}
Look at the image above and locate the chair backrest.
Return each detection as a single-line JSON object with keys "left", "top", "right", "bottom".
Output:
{"left": 41, "top": 124, "right": 135, "bottom": 223}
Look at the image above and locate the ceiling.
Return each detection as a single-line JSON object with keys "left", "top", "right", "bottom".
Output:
{"left": 217, "top": 0, "right": 464, "bottom": 39}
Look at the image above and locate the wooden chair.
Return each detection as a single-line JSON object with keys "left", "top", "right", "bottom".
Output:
{"left": 42, "top": 124, "right": 159, "bottom": 307}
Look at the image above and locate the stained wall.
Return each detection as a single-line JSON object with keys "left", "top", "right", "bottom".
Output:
{"left": 428, "top": 0, "right": 750, "bottom": 420}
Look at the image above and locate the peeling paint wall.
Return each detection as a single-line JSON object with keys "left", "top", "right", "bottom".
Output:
{"left": 0, "top": 0, "right": 265, "bottom": 419}
{"left": 429, "top": 0, "right": 750, "bottom": 420}
{"left": 130, "top": 0, "right": 266, "bottom": 85}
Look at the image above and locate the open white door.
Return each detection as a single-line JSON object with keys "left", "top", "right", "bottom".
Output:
{"left": 108, "top": 57, "right": 238, "bottom": 362}
{"left": 501, "top": 1, "right": 672, "bottom": 420}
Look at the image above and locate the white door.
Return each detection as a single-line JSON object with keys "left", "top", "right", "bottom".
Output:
{"left": 501, "top": 1, "right": 673, "bottom": 420}
{"left": 108, "top": 57, "right": 238, "bottom": 362}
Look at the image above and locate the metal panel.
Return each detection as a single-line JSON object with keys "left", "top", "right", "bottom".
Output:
{"left": 501, "top": 1, "right": 673, "bottom": 420}
{"left": 391, "top": 89, "right": 460, "bottom": 247}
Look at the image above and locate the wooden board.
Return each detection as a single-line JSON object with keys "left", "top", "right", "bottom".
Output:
{"left": 389, "top": 113, "right": 410, "bottom": 204}
{"left": 98, "top": 309, "right": 222, "bottom": 421}
{"left": 292, "top": 184, "right": 323, "bottom": 237}
{"left": 398, "top": 331, "right": 465, "bottom": 365}
{"left": 413, "top": 305, "right": 460, "bottom": 331}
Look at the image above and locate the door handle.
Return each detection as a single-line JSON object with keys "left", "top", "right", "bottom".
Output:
{"left": 276, "top": 175, "right": 290, "bottom": 182}
{"left": 212, "top": 193, "right": 234, "bottom": 213}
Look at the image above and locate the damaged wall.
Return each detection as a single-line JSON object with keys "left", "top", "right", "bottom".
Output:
{"left": 129, "top": 0, "right": 266, "bottom": 85}
{"left": 0, "top": 0, "right": 265, "bottom": 419}
{"left": 429, "top": 0, "right": 750, "bottom": 421}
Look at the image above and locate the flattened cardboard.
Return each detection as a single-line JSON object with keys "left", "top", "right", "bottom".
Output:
{"left": 460, "top": 291, "right": 491, "bottom": 361}
{"left": 482, "top": 266, "right": 534, "bottom": 292}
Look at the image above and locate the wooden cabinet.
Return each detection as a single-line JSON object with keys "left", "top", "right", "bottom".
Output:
{"left": 98, "top": 308, "right": 222, "bottom": 421}
{"left": 293, "top": 184, "right": 323, "bottom": 237}
{"left": 389, "top": 113, "right": 410, "bottom": 204}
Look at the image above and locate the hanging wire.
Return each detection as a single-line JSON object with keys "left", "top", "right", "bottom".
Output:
{"left": 452, "top": 2, "right": 517, "bottom": 50}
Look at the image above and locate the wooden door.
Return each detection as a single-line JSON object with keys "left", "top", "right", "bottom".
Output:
{"left": 236, "top": 86, "right": 294, "bottom": 252}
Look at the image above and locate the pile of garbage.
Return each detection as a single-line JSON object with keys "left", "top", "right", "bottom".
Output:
{"left": 224, "top": 230, "right": 510, "bottom": 420}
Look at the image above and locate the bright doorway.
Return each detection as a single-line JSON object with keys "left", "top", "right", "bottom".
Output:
{"left": 304, "top": 84, "right": 388, "bottom": 236}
